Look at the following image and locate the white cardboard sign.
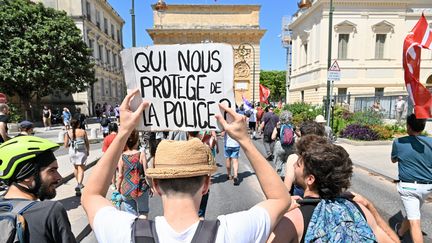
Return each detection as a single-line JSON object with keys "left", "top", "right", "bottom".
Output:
{"left": 121, "top": 43, "right": 235, "bottom": 131}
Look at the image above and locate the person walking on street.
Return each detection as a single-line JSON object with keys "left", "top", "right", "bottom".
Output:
{"left": 395, "top": 96, "right": 407, "bottom": 124}
{"left": 15, "top": 120, "right": 34, "bottom": 137}
{"left": 81, "top": 90, "right": 291, "bottom": 243}
{"left": 0, "top": 103, "right": 10, "bottom": 144}
{"left": 0, "top": 136, "right": 76, "bottom": 243}
{"left": 102, "top": 123, "right": 119, "bottom": 189}
{"left": 73, "top": 107, "right": 86, "bottom": 130}
{"left": 269, "top": 135, "right": 400, "bottom": 243}
{"left": 315, "top": 115, "right": 334, "bottom": 142}
{"left": 64, "top": 119, "right": 89, "bottom": 197}
{"left": 391, "top": 113, "right": 432, "bottom": 242}
{"left": 224, "top": 132, "right": 241, "bottom": 185}
{"left": 284, "top": 120, "right": 326, "bottom": 197}
{"left": 42, "top": 105, "right": 52, "bottom": 130}
{"left": 100, "top": 114, "right": 111, "bottom": 138}
{"left": 116, "top": 129, "right": 149, "bottom": 218}
{"left": 114, "top": 104, "right": 120, "bottom": 122}
{"left": 248, "top": 105, "right": 258, "bottom": 139}
{"left": 62, "top": 107, "right": 71, "bottom": 130}
{"left": 260, "top": 106, "right": 279, "bottom": 161}
{"left": 271, "top": 111, "right": 295, "bottom": 180}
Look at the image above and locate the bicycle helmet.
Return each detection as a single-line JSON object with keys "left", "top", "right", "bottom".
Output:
{"left": 0, "top": 136, "right": 59, "bottom": 180}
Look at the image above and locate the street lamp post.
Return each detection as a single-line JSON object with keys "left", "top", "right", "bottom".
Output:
{"left": 325, "top": 0, "right": 334, "bottom": 127}
{"left": 131, "top": 0, "right": 136, "bottom": 47}
{"left": 237, "top": 43, "right": 256, "bottom": 104}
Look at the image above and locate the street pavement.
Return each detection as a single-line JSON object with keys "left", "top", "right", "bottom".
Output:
{"left": 6, "top": 122, "right": 432, "bottom": 242}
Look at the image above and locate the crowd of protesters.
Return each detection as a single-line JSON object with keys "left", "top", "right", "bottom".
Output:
{"left": 0, "top": 91, "right": 430, "bottom": 242}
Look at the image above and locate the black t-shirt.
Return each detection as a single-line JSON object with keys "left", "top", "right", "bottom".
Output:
{"left": 262, "top": 112, "right": 279, "bottom": 137}
{"left": 0, "top": 114, "right": 9, "bottom": 143}
{"left": 2, "top": 199, "right": 76, "bottom": 243}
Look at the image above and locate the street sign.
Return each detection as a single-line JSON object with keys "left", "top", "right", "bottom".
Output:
{"left": 329, "top": 60, "right": 340, "bottom": 71}
{"left": 327, "top": 60, "right": 341, "bottom": 81}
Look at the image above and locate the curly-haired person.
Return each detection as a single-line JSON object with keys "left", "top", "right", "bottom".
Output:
{"left": 269, "top": 135, "right": 399, "bottom": 243}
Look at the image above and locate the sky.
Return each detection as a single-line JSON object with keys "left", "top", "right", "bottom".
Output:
{"left": 107, "top": 0, "right": 297, "bottom": 71}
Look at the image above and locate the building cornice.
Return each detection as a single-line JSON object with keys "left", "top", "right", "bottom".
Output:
{"left": 95, "top": 0, "right": 125, "bottom": 25}
{"left": 147, "top": 28, "right": 266, "bottom": 39}
{"left": 290, "top": 0, "right": 409, "bottom": 29}
{"left": 151, "top": 4, "right": 261, "bottom": 12}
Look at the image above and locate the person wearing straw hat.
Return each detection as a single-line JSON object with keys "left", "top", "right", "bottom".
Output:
{"left": 82, "top": 89, "right": 291, "bottom": 243}
{"left": 315, "top": 115, "right": 334, "bottom": 142}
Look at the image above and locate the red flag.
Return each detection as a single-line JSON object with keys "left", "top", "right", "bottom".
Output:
{"left": 403, "top": 14, "right": 432, "bottom": 118}
{"left": 259, "top": 84, "right": 270, "bottom": 104}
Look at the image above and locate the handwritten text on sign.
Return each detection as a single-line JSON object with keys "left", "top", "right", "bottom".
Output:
{"left": 122, "top": 44, "right": 235, "bottom": 131}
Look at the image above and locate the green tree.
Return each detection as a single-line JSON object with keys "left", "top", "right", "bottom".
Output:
{"left": 259, "top": 70, "right": 286, "bottom": 102}
{"left": 0, "top": 0, "right": 96, "bottom": 119}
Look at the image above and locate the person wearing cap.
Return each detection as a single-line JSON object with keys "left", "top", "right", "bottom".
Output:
{"left": 82, "top": 89, "right": 291, "bottom": 243}
{"left": 15, "top": 120, "right": 34, "bottom": 137}
{"left": 0, "top": 136, "right": 76, "bottom": 243}
{"left": 315, "top": 115, "right": 334, "bottom": 142}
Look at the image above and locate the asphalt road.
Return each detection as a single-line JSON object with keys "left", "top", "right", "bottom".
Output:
{"left": 56, "top": 136, "right": 432, "bottom": 242}
{"left": 350, "top": 167, "right": 432, "bottom": 242}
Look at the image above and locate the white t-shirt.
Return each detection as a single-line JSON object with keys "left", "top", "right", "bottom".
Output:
{"left": 224, "top": 133, "right": 240, "bottom": 148}
{"left": 249, "top": 109, "right": 257, "bottom": 123}
{"left": 395, "top": 100, "right": 406, "bottom": 111}
{"left": 93, "top": 205, "right": 270, "bottom": 243}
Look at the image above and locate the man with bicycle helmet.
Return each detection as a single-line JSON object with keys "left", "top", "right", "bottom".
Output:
{"left": 0, "top": 136, "right": 76, "bottom": 243}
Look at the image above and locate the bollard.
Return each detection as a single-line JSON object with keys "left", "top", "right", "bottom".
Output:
{"left": 90, "top": 128, "right": 98, "bottom": 139}
{"left": 57, "top": 130, "right": 66, "bottom": 143}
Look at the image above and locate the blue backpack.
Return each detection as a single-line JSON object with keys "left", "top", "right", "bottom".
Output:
{"left": 304, "top": 198, "right": 377, "bottom": 243}
{"left": 279, "top": 124, "right": 294, "bottom": 146}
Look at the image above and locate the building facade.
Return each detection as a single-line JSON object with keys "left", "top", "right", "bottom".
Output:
{"left": 147, "top": 4, "right": 266, "bottom": 105}
{"left": 33, "top": 0, "right": 125, "bottom": 115}
{"left": 287, "top": 0, "right": 432, "bottom": 106}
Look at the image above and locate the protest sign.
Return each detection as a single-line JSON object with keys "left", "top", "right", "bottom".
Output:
{"left": 122, "top": 43, "right": 235, "bottom": 131}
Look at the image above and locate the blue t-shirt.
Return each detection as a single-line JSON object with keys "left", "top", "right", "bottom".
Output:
{"left": 391, "top": 135, "right": 432, "bottom": 182}
{"left": 62, "top": 111, "right": 71, "bottom": 121}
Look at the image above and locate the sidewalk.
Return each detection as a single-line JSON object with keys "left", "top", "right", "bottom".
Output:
{"left": 336, "top": 141, "right": 398, "bottom": 181}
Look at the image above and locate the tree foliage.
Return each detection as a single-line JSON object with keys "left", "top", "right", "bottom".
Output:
{"left": 259, "top": 70, "right": 286, "bottom": 102}
{"left": 0, "top": 0, "right": 95, "bottom": 114}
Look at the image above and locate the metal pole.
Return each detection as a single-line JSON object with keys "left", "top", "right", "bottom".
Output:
{"left": 252, "top": 60, "right": 256, "bottom": 104}
{"left": 327, "top": 80, "right": 334, "bottom": 126}
{"left": 325, "top": 0, "right": 334, "bottom": 127}
{"left": 131, "top": 0, "right": 136, "bottom": 47}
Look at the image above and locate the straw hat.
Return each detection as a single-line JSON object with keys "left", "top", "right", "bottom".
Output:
{"left": 146, "top": 138, "right": 217, "bottom": 179}
{"left": 315, "top": 115, "right": 326, "bottom": 123}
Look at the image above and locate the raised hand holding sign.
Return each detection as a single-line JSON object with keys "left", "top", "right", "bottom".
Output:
{"left": 122, "top": 43, "right": 235, "bottom": 131}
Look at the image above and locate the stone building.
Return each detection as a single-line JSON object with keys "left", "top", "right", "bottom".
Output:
{"left": 147, "top": 4, "right": 266, "bottom": 105}
{"left": 32, "top": 0, "right": 125, "bottom": 115}
{"left": 287, "top": 0, "right": 432, "bottom": 107}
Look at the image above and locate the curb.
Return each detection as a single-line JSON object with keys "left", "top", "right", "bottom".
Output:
{"left": 352, "top": 162, "right": 398, "bottom": 183}
{"left": 337, "top": 138, "right": 393, "bottom": 146}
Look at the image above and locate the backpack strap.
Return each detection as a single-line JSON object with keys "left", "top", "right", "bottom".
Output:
{"left": 132, "top": 218, "right": 159, "bottom": 243}
{"left": 0, "top": 199, "right": 37, "bottom": 214}
{"left": 191, "top": 220, "right": 220, "bottom": 243}
{"left": 132, "top": 219, "right": 220, "bottom": 243}
{"left": 11, "top": 200, "right": 37, "bottom": 214}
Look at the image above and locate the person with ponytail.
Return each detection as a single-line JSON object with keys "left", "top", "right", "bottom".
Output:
{"left": 64, "top": 119, "right": 89, "bottom": 196}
